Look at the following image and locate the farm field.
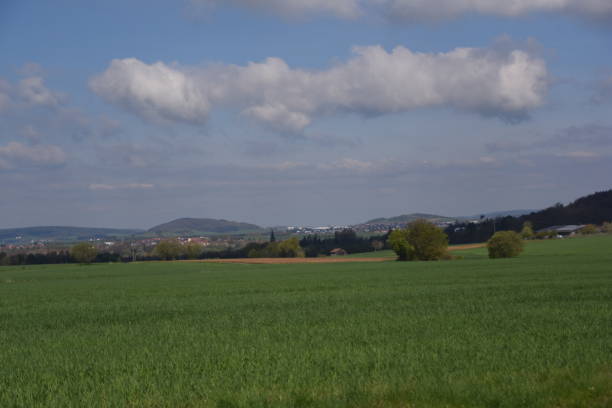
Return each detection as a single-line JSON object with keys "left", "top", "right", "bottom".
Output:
{"left": 1, "top": 236, "right": 611, "bottom": 407}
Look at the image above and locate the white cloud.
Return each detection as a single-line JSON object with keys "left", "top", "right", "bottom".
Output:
{"left": 89, "top": 59, "right": 210, "bottom": 125}
{"left": 91, "top": 43, "right": 548, "bottom": 132}
{"left": 17, "top": 77, "right": 62, "bottom": 107}
{"left": 0, "top": 142, "right": 67, "bottom": 166}
{"left": 0, "top": 76, "right": 63, "bottom": 111}
{"left": 88, "top": 183, "right": 155, "bottom": 191}
{"left": 191, "top": 0, "right": 361, "bottom": 18}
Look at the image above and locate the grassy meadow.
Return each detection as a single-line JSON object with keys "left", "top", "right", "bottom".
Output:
{"left": 1, "top": 235, "right": 611, "bottom": 407}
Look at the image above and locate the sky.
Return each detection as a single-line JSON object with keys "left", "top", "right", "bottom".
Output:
{"left": 1, "top": 0, "right": 612, "bottom": 229}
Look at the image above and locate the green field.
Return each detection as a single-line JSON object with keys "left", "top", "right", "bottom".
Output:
{"left": 1, "top": 236, "right": 611, "bottom": 407}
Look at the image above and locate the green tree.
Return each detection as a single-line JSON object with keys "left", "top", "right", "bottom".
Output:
{"left": 70, "top": 242, "right": 98, "bottom": 264}
{"left": 388, "top": 229, "right": 412, "bottom": 261}
{"left": 184, "top": 242, "right": 203, "bottom": 259}
{"left": 406, "top": 219, "right": 449, "bottom": 261}
{"left": 371, "top": 240, "right": 384, "bottom": 251}
{"left": 155, "top": 239, "right": 182, "bottom": 260}
{"left": 487, "top": 231, "right": 524, "bottom": 259}
{"left": 278, "top": 237, "right": 305, "bottom": 258}
{"left": 248, "top": 238, "right": 304, "bottom": 258}
{"left": 521, "top": 221, "right": 535, "bottom": 240}
{"left": 602, "top": 222, "right": 612, "bottom": 234}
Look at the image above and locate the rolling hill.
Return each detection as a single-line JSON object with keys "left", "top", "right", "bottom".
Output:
{"left": 147, "top": 218, "right": 263, "bottom": 236}
{"left": 363, "top": 213, "right": 458, "bottom": 225}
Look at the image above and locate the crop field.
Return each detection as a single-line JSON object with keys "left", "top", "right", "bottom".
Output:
{"left": 1, "top": 236, "right": 611, "bottom": 407}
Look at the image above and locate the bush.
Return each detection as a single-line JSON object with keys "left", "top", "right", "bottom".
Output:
{"left": 184, "top": 242, "right": 203, "bottom": 259}
{"left": 580, "top": 224, "right": 598, "bottom": 235}
{"left": 71, "top": 242, "right": 98, "bottom": 264}
{"left": 248, "top": 238, "right": 305, "bottom": 258}
{"left": 155, "top": 240, "right": 182, "bottom": 260}
{"left": 602, "top": 222, "right": 612, "bottom": 234}
{"left": 388, "top": 229, "right": 413, "bottom": 261}
{"left": 389, "top": 220, "right": 449, "bottom": 261}
{"left": 520, "top": 222, "right": 535, "bottom": 240}
{"left": 406, "top": 219, "right": 449, "bottom": 261}
{"left": 487, "top": 231, "right": 524, "bottom": 259}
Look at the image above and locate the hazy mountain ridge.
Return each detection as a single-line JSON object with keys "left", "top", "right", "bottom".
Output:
{"left": 148, "top": 218, "right": 263, "bottom": 235}
{"left": 0, "top": 226, "right": 143, "bottom": 243}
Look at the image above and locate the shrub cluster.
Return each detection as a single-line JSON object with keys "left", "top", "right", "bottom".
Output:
{"left": 487, "top": 231, "right": 524, "bottom": 259}
{"left": 248, "top": 237, "right": 304, "bottom": 258}
{"left": 70, "top": 242, "right": 98, "bottom": 264}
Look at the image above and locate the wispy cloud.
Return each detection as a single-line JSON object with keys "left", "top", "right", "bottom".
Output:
{"left": 0, "top": 142, "right": 67, "bottom": 168}
{"left": 88, "top": 183, "right": 155, "bottom": 191}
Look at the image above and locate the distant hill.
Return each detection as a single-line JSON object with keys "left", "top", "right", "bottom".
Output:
{"left": 364, "top": 213, "right": 458, "bottom": 225}
{"left": 446, "top": 189, "right": 612, "bottom": 244}
{"left": 148, "top": 218, "right": 263, "bottom": 236}
{"left": 0, "top": 226, "right": 143, "bottom": 244}
{"left": 520, "top": 190, "right": 612, "bottom": 229}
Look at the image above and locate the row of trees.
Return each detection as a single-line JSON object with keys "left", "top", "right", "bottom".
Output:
{"left": 0, "top": 249, "right": 125, "bottom": 266}
{"left": 247, "top": 237, "right": 305, "bottom": 258}
{"left": 389, "top": 219, "right": 526, "bottom": 261}
{"left": 299, "top": 230, "right": 386, "bottom": 257}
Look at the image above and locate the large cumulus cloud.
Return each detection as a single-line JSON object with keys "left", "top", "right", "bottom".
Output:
{"left": 90, "top": 44, "right": 548, "bottom": 132}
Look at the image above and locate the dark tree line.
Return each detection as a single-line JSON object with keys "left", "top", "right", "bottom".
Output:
{"left": 299, "top": 229, "right": 388, "bottom": 257}
{"left": 199, "top": 242, "right": 268, "bottom": 259}
{"left": 446, "top": 189, "right": 612, "bottom": 244}
{"left": 0, "top": 250, "right": 129, "bottom": 266}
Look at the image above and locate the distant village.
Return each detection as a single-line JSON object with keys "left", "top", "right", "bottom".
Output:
{"left": 0, "top": 218, "right": 465, "bottom": 256}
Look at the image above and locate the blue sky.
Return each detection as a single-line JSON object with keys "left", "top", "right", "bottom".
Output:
{"left": 1, "top": 0, "right": 612, "bottom": 229}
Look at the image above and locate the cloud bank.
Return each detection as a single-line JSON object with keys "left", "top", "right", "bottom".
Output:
{"left": 91, "top": 44, "right": 548, "bottom": 132}
{"left": 0, "top": 142, "right": 66, "bottom": 168}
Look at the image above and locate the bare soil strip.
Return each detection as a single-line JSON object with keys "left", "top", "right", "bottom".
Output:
{"left": 198, "top": 257, "right": 393, "bottom": 264}
{"left": 449, "top": 243, "right": 487, "bottom": 251}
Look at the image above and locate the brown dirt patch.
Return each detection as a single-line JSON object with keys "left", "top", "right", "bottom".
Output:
{"left": 448, "top": 243, "right": 486, "bottom": 251}
{"left": 196, "top": 257, "right": 394, "bottom": 265}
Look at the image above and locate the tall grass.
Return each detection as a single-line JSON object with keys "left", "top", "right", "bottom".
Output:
{"left": 1, "top": 236, "right": 611, "bottom": 407}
